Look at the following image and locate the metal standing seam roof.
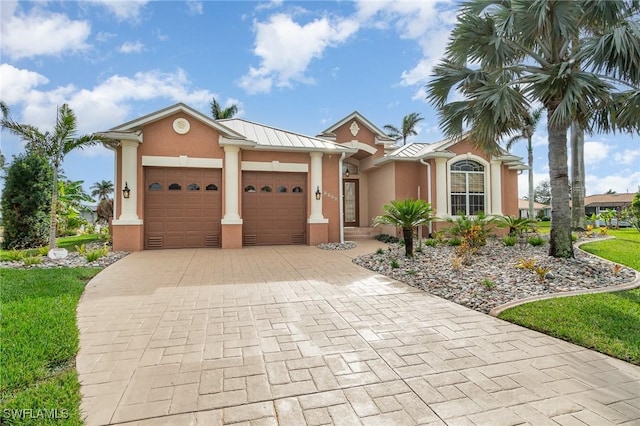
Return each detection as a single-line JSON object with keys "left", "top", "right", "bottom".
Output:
{"left": 218, "top": 118, "right": 352, "bottom": 152}
{"left": 382, "top": 138, "right": 455, "bottom": 161}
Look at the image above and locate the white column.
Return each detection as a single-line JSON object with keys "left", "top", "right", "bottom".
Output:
{"left": 222, "top": 146, "right": 242, "bottom": 224}
{"left": 118, "top": 140, "right": 140, "bottom": 222}
{"left": 490, "top": 159, "right": 503, "bottom": 215}
{"left": 309, "top": 151, "right": 327, "bottom": 223}
{"left": 435, "top": 157, "right": 448, "bottom": 218}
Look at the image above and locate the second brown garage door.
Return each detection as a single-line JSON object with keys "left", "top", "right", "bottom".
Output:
{"left": 145, "top": 168, "right": 222, "bottom": 249}
{"left": 242, "top": 171, "right": 306, "bottom": 245}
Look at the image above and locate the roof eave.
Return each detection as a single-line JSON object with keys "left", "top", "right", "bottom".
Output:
{"left": 110, "top": 102, "right": 247, "bottom": 140}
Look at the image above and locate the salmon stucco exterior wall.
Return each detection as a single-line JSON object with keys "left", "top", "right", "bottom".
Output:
{"left": 101, "top": 103, "right": 524, "bottom": 251}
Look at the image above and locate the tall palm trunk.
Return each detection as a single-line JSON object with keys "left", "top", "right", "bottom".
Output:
{"left": 570, "top": 121, "right": 586, "bottom": 230}
{"left": 49, "top": 165, "right": 59, "bottom": 249}
{"left": 527, "top": 137, "right": 535, "bottom": 219}
{"left": 547, "top": 114, "right": 574, "bottom": 258}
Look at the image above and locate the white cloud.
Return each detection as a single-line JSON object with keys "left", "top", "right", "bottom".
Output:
{"left": 518, "top": 171, "right": 549, "bottom": 198}
{"left": 0, "top": 64, "right": 49, "bottom": 104}
{"left": 119, "top": 41, "right": 145, "bottom": 54}
{"left": 0, "top": 4, "right": 91, "bottom": 59}
{"left": 186, "top": 0, "right": 204, "bottom": 15}
{"left": 238, "top": 13, "right": 359, "bottom": 94}
{"left": 2, "top": 66, "right": 214, "bottom": 135}
{"left": 354, "top": 0, "right": 455, "bottom": 97}
{"left": 89, "top": 0, "right": 149, "bottom": 22}
{"left": 96, "top": 31, "right": 117, "bottom": 43}
{"left": 153, "top": 29, "right": 169, "bottom": 42}
{"left": 531, "top": 132, "right": 549, "bottom": 147}
{"left": 614, "top": 148, "right": 640, "bottom": 166}
{"left": 584, "top": 141, "right": 611, "bottom": 166}
{"left": 586, "top": 171, "right": 640, "bottom": 195}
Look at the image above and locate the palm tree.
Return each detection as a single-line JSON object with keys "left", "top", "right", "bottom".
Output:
{"left": 91, "top": 180, "right": 114, "bottom": 201}
{"left": 570, "top": 121, "right": 586, "bottom": 230}
{"left": 0, "top": 101, "right": 8, "bottom": 169}
{"left": 373, "top": 198, "right": 435, "bottom": 258}
{"left": 426, "top": 0, "right": 640, "bottom": 258}
{"left": 505, "top": 107, "right": 544, "bottom": 221}
{"left": 383, "top": 112, "right": 424, "bottom": 146}
{"left": 210, "top": 97, "right": 238, "bottom": 119}
{"left": 1, "top": 104, "right": 103, "bottom": 249}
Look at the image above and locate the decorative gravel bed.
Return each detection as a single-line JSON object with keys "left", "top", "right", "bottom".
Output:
{"left": 317, "top": 241, "right": 358, "bottom": 250}
{"left": 1, "top": 243, "right": 128, "bottom": 269}
{"left": 353, "top": 237, "right": 637, "bottom": 313}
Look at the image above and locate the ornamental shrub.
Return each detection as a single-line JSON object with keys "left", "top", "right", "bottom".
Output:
{"left": 1, "top": 154, "right": 53, "bottom": 249}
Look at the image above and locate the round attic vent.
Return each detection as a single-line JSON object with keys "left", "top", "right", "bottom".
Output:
{"left": 173, "top": 118, "right": 190, "bottom": 135}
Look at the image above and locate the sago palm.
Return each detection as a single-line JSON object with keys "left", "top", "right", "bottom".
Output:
{"left": 426, "top": 0, "right": 640, "bottom": 258}
{"left": 373, "top": 198, "right": 435, "bottom": 257}
{"left": 1, "top": 104, "right": 103, "bottom": 249}
{"left": 383, "top": 112, "right": 424, "bottom": 146}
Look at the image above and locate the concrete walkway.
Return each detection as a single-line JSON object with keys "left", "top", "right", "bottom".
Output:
{"left": 77, "top": 241, "right": 640, "bottom": 425}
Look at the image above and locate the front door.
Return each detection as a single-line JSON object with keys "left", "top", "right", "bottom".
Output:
{"left": 343, "top": 179, "right": 359, "bottom": 227}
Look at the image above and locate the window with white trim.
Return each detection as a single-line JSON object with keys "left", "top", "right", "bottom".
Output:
{"left": 450, "top": 160, "right": 485, "bottom": 215}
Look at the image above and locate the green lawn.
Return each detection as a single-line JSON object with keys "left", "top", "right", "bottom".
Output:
{"left": 499, "top": 227, "right": 640, "bottom": 364}
{"left": 0, "top": 268, "right": 101, "bottom": 425}
{"left": 0, "top": 234, "right": 101, "bottom": 261}
{"left": 580, "top": 228, "right": 640, "bottom": 270}
{"left": 56, "top": 234, "right": 101, "bottom": 251}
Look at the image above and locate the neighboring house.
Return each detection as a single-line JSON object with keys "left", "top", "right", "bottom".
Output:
{"left": 98, "top": 103, "right": 525, "bottom": 251}
{"left": 80, "top": 202, "right": 98, "bottom": 224}
{"left": 585, "top": 193, "right": 634, "bottom": 227}
{"left": 518, "top": 198, "right": 551, "bottom": 219}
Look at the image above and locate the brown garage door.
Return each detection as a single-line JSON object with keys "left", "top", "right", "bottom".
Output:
{"left": 145, "top": 168, "right": 222, "bottom": 249}
{"left": 242, "top": 171, "right": 306, "bottom": 245}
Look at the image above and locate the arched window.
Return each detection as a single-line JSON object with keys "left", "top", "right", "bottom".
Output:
{"left": 206, "top": 184, "right": 218, "bottom": 191}
{"left": 277, "top": 185, "right": 287, "bottom": 193}
{"left": 292, "top": 186, "right": 303, "bottom": 193}
{"left": 168, "top": 183, "right": 182, "bottom": 190}
{"left": 187, "top": 183, "right": 200, "bottom": 191}
{"left": 261, "top": 185, "right": 272, "bottom": 192}
{"left": 244, "top": 185, "right": 256, "bottom": 192}
{"left": 149, "top": 182, "right": 162, "bottom": 191}
{"left": 450, "top": 160, "right": 485, "bottom": 215}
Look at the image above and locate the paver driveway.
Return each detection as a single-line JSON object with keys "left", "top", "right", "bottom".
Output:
{"left": 77, "top": 241, "right": 640, "bottom": 425}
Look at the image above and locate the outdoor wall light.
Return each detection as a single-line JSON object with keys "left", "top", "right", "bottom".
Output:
{"left": 315, "top": 186, "right": 321, "bottom": 200}
{"left": 345, "top": 168, "right": 350, "bottom": 177}
{"left": 122, "top": 182, "right": 131, "bottom": 199}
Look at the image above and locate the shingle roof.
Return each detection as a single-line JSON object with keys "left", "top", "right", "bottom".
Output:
{"left": 584, "top": 193, "right": 634, "bottom": 207}
{"left": 219, "top": 118, "right": 352, "bottom": 152}
{"left": 518, "top": 199, "right": 550, "bottom": 209}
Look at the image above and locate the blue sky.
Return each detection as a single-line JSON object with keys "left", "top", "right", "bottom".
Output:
{"left": 1, "top": 0, "right": 639, "bottom": 200}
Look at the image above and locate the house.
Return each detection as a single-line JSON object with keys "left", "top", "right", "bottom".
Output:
{"left": 585, "top": 192, "right": 635, "bottom": 227}
{"left": 518, "top": 198, "right": 551, "bottom": 219}
{"left": 98, "top": 103, "right": 525, "bottom": 251}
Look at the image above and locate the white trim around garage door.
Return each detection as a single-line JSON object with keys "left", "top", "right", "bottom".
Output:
{"left": 241, "top": 161, "right": 309, "bottom": 173}
{"left": 142, "top": 155, "right": 223, "bottom": 168}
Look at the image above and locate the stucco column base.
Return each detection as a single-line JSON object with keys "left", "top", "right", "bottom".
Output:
{"left": 308, "top": 223, "right": 329, "bottom": 246}
{"left": 112, "top": 225, "right": 143, "bottom": 252}
{"left": 222, "top": 224, "right": 243, "bottom": 249}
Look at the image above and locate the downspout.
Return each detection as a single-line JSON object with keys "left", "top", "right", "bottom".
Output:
{"left": 420, "top": 159, "right": 433, "bottom": 235}
{"left": 339, "top": 152, "right": 346, "bottom": 243}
